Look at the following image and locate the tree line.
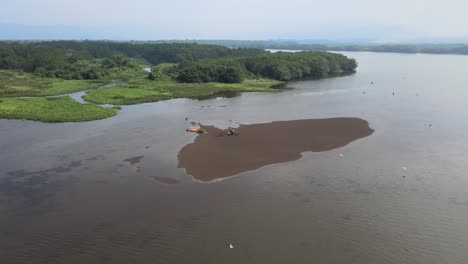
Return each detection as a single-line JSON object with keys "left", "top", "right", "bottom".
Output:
{"left": 0, "top": 41, "right": 357, "bottom": 83}
{"left": 0, "top": 41, "right": 266, "bottom": 80}
{"left": 174, "top": 51, "right": 357, "bottom": 83}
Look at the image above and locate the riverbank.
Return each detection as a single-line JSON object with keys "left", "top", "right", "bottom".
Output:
{"left": 0, "top": 64, "right": 283, "bottom": 123}
{"left": 0, "top": 70, "right": 104, "bottom": 97}
{"left": 0, "top": 76, "right": 282, "bottom": 122}
{"left": 82, "top": 78, "right": 283, "bottom": 105}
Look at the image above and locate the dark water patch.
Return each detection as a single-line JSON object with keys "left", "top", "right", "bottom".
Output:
{"left": 193, "top": 90, "right": 240, "bottom": 100}
{"left": 6, "top": 160, "right": 82, "bottom": 178}
{"left": 353, "top": 187, "right": 372, "bottom": 195}
{"left": 448, "top": 196, "right": 468, "bottom": 208}
{"left": 1, "top": 160, "right": 84, "bottom": 209}
{"left": 178, "top": 118, "right": 374, "bottom": 182}
{"left": 270, "top": 82, "right": 289, "bottom": 89}
{"left": 152, "top": 177, "right": 180, "bottom": 185}
{"left": 2, "top": 230, "right": 17, "bottom": 237}
{"left": 123, "top": 156, "right": 144, "bottom": 165}
{"left": 286, "top": 71, "right": 356, "bottom": 85}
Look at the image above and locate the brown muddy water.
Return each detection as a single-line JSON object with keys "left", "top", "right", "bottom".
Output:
{"left": 1, "top": 52, "right": 468, "bottom": 263}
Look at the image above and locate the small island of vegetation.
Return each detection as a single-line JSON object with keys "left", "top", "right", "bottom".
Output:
{"left": 0, "top": 41, "right": 357, "bottom": 122}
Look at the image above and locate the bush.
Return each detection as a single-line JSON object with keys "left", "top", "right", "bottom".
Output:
{"left": 216, "top": 66, "right": 244, "bottom": 83}
{"left": 176, "top": 62, "right": 245, "bottom": 83}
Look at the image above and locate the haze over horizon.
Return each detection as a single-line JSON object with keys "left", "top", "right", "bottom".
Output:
{"left": 1, "top": 0, "right": 468, "bottom": 42}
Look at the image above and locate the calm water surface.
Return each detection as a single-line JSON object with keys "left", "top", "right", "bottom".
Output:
{"left": 1, "top": 52, "right": 468, "bottom": 263}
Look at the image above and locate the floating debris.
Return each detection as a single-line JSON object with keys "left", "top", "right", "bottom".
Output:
{"left": 339, "top": 153, "right": 344, "bottom": 157}
{"left": 219, "top": 127, "right": 240, "bottom": 136}
{"left": 123, "top": 156, "right": 144, "bottom": 165}
{"left": 186, "top": 127, "right": 206, "bottom": 134}
{"left": 196, "top": 128, "right": 207, "bottom": 134}
{"left": 153, "top": 176, "right": 180, "bottom": 184}
{"left": 402, "top": 166, "right": 407, "bottom": 171}
{"left": 229, "top": 243, "right": 234, "bottom": 249}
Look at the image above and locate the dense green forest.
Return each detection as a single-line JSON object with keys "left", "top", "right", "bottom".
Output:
{"left": 0, "top": 41, "right": 265, "bottom": 78}
{"left": 175, "top": 51, "right": 357, "bottom": 83}
{"left": 0, "top": 41, "right": 356, "bottom": 84}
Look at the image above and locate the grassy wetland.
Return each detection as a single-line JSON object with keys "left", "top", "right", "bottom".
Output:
{"left": 0, "top": 70, "right": 104, "bottom": 97}
{"left": 82, "top": 78, "right": 282, "bottom": 105}
{"left": 0, "top": 96, "right": 118, "bottom": 122}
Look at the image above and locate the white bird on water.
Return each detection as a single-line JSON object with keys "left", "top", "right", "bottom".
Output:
{"left": 229, "top": 243, "right": 234, "bottom": 249}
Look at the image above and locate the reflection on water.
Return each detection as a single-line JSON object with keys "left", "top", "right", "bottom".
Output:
{"left": 123, "top": 156, "right": 144, "bottom": 165}
{"left": 193, "top": 90, "right": 241, "bottom": 100}
{"left": 1, "top": 52, "right": 468, "bottom": 263}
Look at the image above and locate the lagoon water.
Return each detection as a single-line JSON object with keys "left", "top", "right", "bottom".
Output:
{"left": 1, "top": 52, "right": 468, "bottom": 263}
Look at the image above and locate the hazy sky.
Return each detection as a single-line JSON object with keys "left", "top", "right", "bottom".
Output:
{"left": 1, "top": 0, "right": 468, "bottom": 41}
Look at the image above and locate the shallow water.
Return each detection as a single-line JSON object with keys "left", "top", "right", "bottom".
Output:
{"left": 67, "top": 82, "right": 121, "bottom": 104}
{"left": 1, "top": 52, "right": 468, "bottom": 263}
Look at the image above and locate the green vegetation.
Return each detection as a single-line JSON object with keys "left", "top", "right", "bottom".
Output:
{"left": 83, "top": 78, "right": 282, "bottom": 105}
{"left": 0, "top": 46, "right": 141, "bottom": 80}
{"left": 147, "top": 63, "right": 178, "bottom": 81}
{"left": 0, "top": 42, "right": 266, "bottom": 76}
{"left": 196, "top": 128, "right": 207, "bottom": 134}
{"left": 0, "top": 70, "right": 103, "bottom": 97}
{"left": 240, "top": 51, "right": 357, "bottom": 80}
{"left": 176, "top": 60, "right": 245, "bottom": 83}
{"left": 158, "top": 51, "right": 357, "bottom": 84}
{"left": 0, "top": 41, "right": 356, "bottom": 85}
{"left": 0, "top": 41, "right": 357, "bottom": 123}
{"left": 171, "top": 51, "right": 356, "bottom": 83}
{"left": 0, "top": 96, "right": 118, "bottom": 122}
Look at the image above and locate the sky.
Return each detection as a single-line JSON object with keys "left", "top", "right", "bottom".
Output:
{"left": 1, "top": 0, "right": 468, "bottom": 42}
